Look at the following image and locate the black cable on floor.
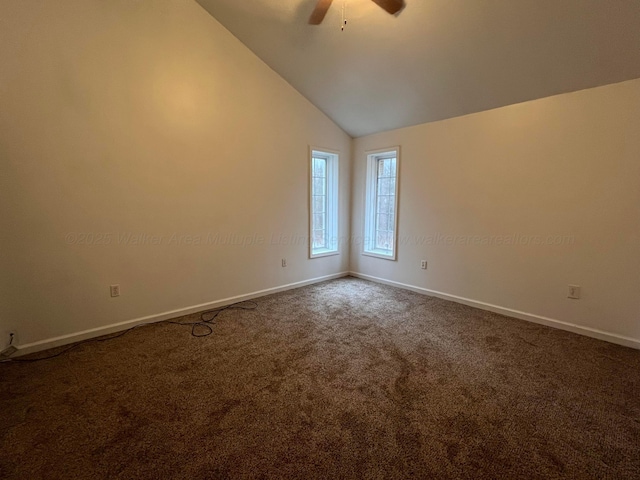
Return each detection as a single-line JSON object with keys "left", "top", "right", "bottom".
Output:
{"left": 0, "top": 300, "right": 258, "bottom": 363}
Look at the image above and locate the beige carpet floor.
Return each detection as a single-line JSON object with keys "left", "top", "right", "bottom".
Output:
{"left": 1, "top": 277, "right": 639, "bottom": 479}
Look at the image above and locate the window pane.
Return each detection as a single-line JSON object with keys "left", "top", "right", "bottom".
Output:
{"left": 376, "top": 213, "right": 389, "bottom": 232}
{"left": 364, "top": 150, "right": 398, "bottom": 259}
{"left": 313, "top": 213, "right": 325, "bottom": 230}
{"left": 313, "top": 177, "right": 325, "bottom": 195}
{"left": 310, "top": 150, "right": 338, "bottom": 257}
{"left": 313, "top": 229, "right": 326, "bottom": 248}
{"left": 313, "top": 158, "right": 326, "bottom": 177}
{"left": 383, "top": 159, "right": 392, "bottom": 177}
{"left": 376, "top": 231, "right": 391, "bottom": 250}
{"left": 313, "top": 196, "right": 325, "bottom": 213}
{"left": 377, "top": 195, "right": 390, "bottom": 214}
{"left": 377, "top": 158, "right": 396, "bottom": 178}
{"left": 378, "top": 178, "right": 391, "bottom": 195}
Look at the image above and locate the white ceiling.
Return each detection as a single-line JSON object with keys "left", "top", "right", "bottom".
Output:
{"left": 195, "top": 0, "right": 640, "bottom": 137}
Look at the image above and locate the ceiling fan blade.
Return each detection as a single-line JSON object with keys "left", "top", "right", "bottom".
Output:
{"left": 309, "top": 0, "right": 334, "bottom": 25}
{"left": 370, "top": 0, "right": 404, "bottom": 15}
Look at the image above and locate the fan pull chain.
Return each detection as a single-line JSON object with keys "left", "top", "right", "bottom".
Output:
{"left": 341, "top": 0, "right": 347, "bottom": 31}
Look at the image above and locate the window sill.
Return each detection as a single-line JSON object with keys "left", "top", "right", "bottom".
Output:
{"left": 310, "top": 249, "right": 340, "bottom": 259}
{"left": 362, "top": 249, "right": 396, "bottom": 261}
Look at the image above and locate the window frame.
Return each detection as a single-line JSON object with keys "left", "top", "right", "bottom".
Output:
{"left": 362, "top": 147, "right": 400, "bottom": 260}
{"left": 309, "top": 147, "right": 340, "bottom": 258}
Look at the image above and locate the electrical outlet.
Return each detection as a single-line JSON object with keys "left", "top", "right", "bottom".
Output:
{"left": 281, "top": 258, "right": 287, "bottom": 268}
{"left": 421, "top": 260, "right": 427, "bottom": 270}
{"left": 110, "top": 284, "right": 120, "bottom": 297}
{"left": 568, "top": 285, "right": 581, "bottom": 299}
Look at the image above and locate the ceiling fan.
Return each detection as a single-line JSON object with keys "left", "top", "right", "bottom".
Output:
{"left": 309, "top": 0, "right": 405, "bottom": 25}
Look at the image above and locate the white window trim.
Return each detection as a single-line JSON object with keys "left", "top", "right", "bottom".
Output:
{"left": 309, "top": 146, "right": 340, "bottom": 259}
{"left": 363, "top": 146, "right": 400, "bottom": 261}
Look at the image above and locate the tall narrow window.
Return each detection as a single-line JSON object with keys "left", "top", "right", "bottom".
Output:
{"left": 310, "top": 149, "right": 339, "bottom": 258}
{"left": 363, "top": 148, "right": 400, "bottom": 260}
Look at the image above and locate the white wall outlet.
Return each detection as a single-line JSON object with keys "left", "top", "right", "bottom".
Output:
{"left": 110, "top": 284, "right": 120, "bottom": 297}
{"left": 281, "top": 258, "right": 287, "bottom": 268}
{"left": 421, "top": 260, "right": 427, "bottom": 270}
{"left": 568, "top": 285, "right": 581, "bottom": 299}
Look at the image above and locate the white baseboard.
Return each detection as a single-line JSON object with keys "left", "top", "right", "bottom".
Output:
{"left": 349, "top": 271, "right": 640, "bottom": 350}
{"left": 16, "top": 272, "right": 350, "bottom": 357}
{"left": 14, "top": 270, "right": 639, "bottom": 356}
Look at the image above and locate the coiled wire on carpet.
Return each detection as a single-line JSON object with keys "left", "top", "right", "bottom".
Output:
{"left": 0, "top": 300, "right": 258, "bottom": 363}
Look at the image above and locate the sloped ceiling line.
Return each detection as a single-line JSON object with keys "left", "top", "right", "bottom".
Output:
{"left": 196, "top": 0, "right": 640, "bottom": 137}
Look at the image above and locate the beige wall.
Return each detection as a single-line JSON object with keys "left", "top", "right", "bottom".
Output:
{"left": 351, "top": 79, "right": 640, "bottom": 345}
{"left": 2, "top": 1, "right": 638, "bottom": 353}
{"left": 0, "top": 0, "right": 351, "bottom": 350}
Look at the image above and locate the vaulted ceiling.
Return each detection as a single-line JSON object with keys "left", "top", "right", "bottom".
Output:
{"left": 196, "top": 0, "right": 640, "bottom": 137}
